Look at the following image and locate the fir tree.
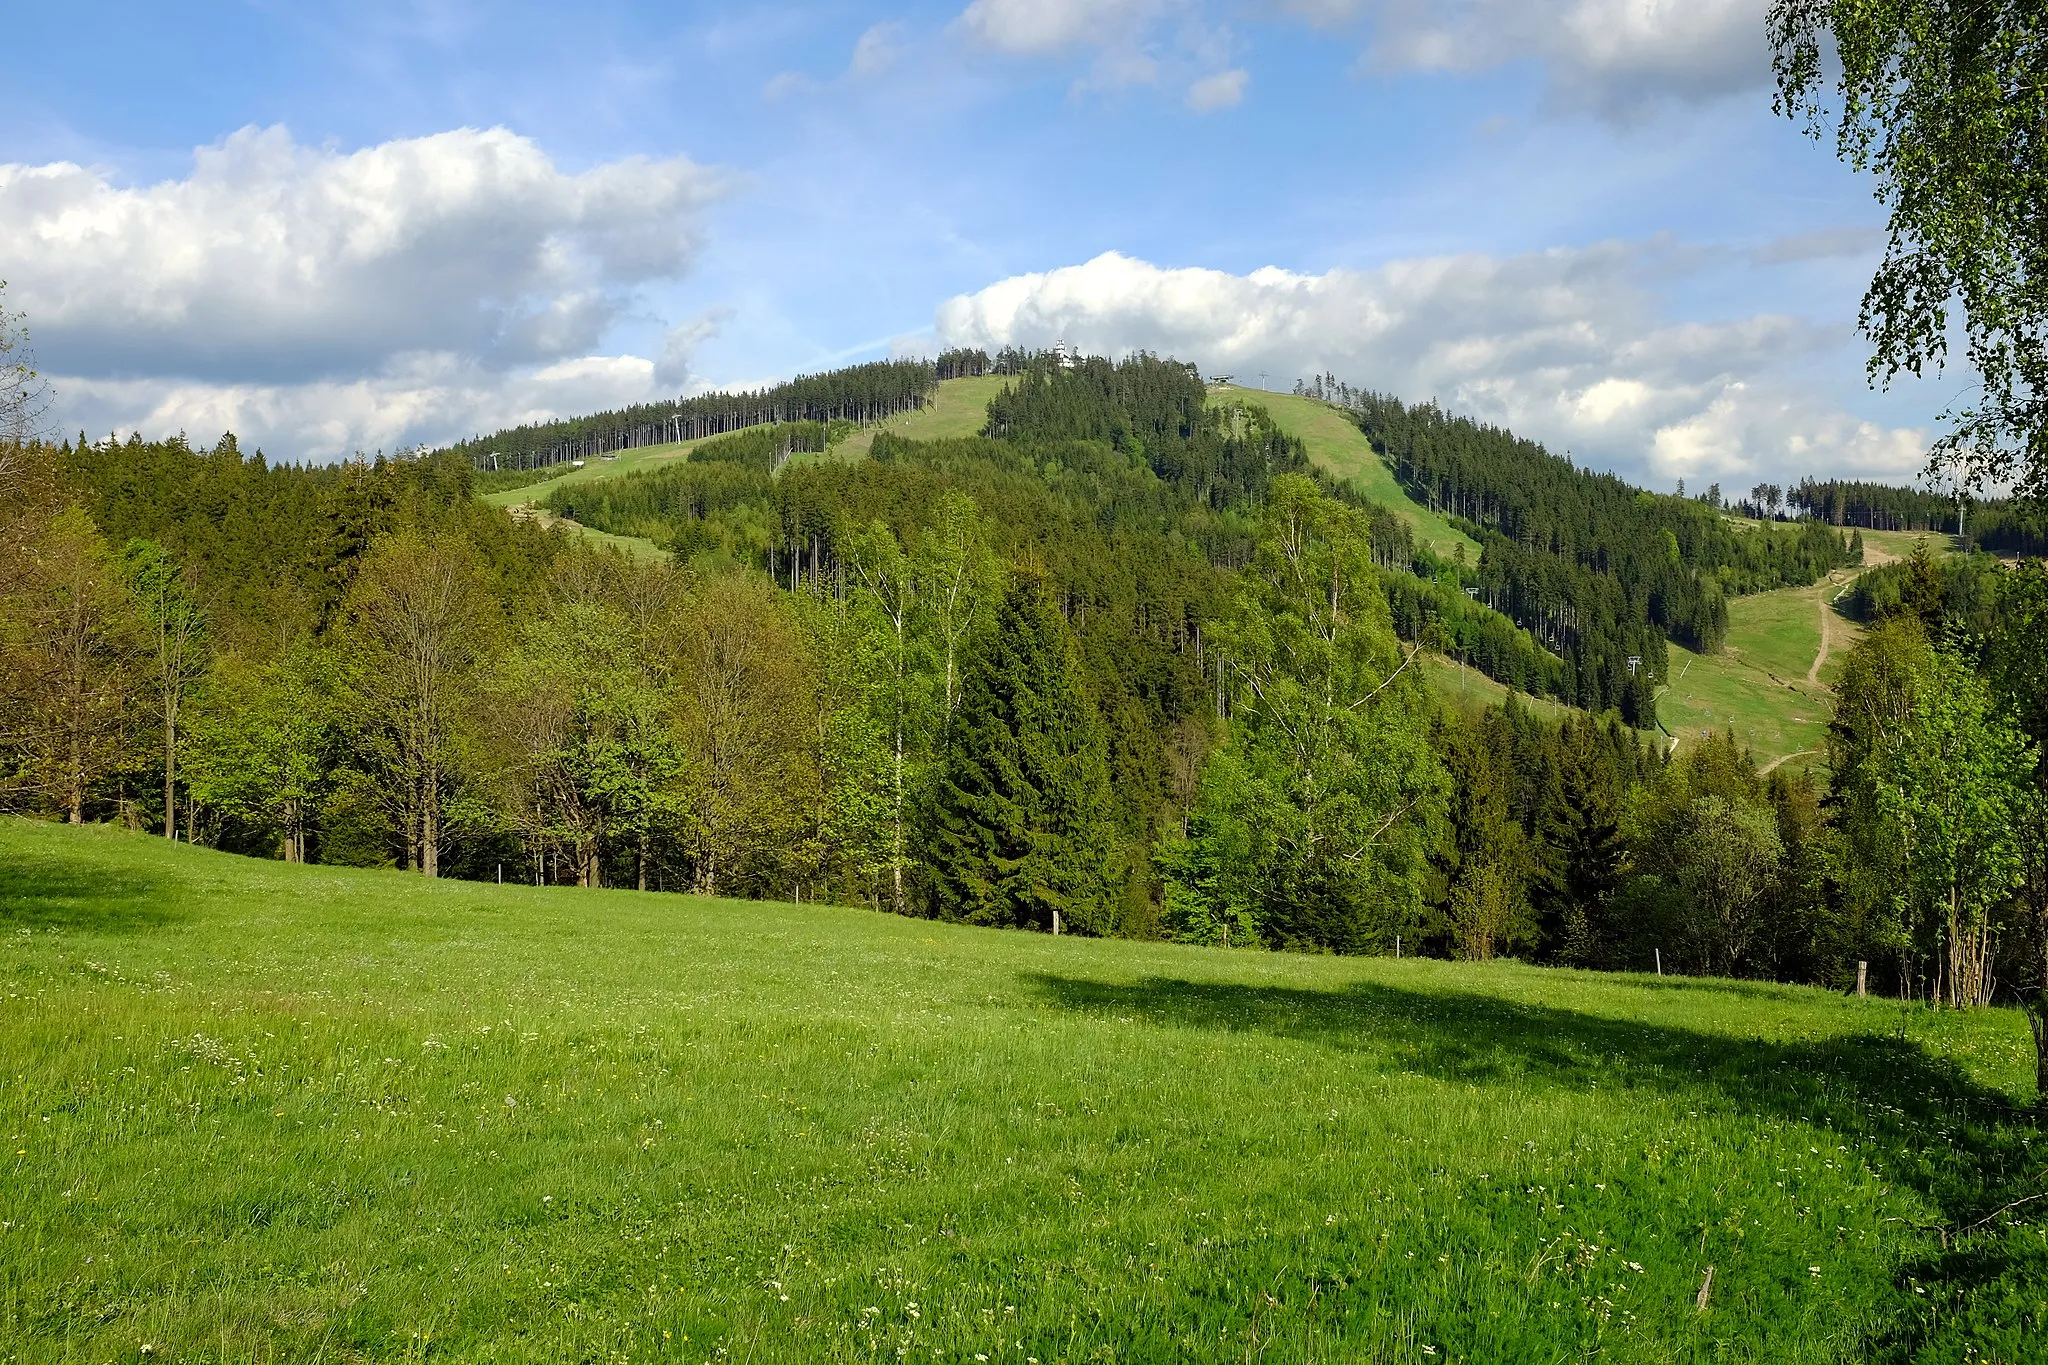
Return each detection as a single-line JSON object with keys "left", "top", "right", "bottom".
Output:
{"left": 1536, "top": 737, "right": 1629, "bottom": 966}
{"left": 921, "top": 571, "right": 1118, "bottom": 932}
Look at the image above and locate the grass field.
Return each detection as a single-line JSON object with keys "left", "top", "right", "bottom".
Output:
{"left": 1208, "top": 387, "right": 1478, "bottom": 563}
{"left": 4, "top": 820, "right": 2042, "bottom": 1362}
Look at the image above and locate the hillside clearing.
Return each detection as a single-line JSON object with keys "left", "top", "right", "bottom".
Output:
{"left": 823, "top": 375, "right": 1012, "bottom": 461}
{"left": 1657, "top": 529, "right": 1958, "bottom": 769}
{"left": 3, "top": 820, "right": 2038, "bottom": 1362}
{"left": 1207, "top": 386, "right": 1479, "bottom": 562}
{"left": 479, "top": 437, "right": 713, "bottom": 512}
{"left": 1420, "top": 652, "right": 1579, "bottom": 725}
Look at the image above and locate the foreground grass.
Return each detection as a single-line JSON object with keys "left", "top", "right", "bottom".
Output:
{"left": 3, "top": 822, "right": 2042, "bottom": 1363}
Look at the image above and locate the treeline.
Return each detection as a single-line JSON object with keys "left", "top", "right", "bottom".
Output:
{"left": 1342, "top": 391, "right": 1859, "bottom": 721}
{"left": 438, "top": 360, "right": 939, "bottom": 474}
{"left": 936, "top": 347, "right": 1048, "bottom": 380}
{"left": 1792, "top": 477, "right": 2048, "bottom": 555}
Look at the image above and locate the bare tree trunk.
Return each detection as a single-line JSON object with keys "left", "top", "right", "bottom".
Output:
{"left": 892, "top": 725, "right": 904, "bottom": 915}
{"left": 163, "top": 706, "right": 177, "bottom": 842}
{"left": 2028, "top": 998, "right": 2048, "bottom": 1108}
{"left": 638, "top": 828, "right": 648, "bottom": 892}
{"left": 422, "top": 767, "right": 439, "bottom": 878}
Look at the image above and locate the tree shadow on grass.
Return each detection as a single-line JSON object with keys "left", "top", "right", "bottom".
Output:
{"left": 0, "top": 847, "right": 185, "bottom": 933}
{"left": 1029, "top": 971, "right": 2045, "bottom": 1359}
{"left": 1618, "top": 973, "right": 1835, "bottom": 1002}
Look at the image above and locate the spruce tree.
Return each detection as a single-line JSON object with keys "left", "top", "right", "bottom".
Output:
{"left": 921, "top": 571, "right": 1118, "bottom": 932}
{"left": 1536, "top": 743, "right": 1628, "bottom": 967}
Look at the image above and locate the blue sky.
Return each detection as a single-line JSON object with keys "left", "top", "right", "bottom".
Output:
{"left": 4, "top": 0, "right": 1955, "bottom": 488}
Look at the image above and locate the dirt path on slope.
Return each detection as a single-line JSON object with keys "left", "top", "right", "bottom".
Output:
{"left": 1759, "top": 748, "right": 1817, "bottom": 776}
{"left": 1805, "top": 538, "right": 1900, "bottom": 686}
{"left": 1807, "top": 586, "right": 1837, "bottom": 687}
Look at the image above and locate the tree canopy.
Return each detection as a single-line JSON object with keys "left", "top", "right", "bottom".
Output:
{"left": 1774, "top": 0, "right": 2048, "bottom": 495}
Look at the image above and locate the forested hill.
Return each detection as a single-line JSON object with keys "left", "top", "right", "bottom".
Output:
{"left": 550, "top": 354, "right": 1577, "bottom": 714}
{"left": 435, "top": 359, "right": 940, "bottom": 474}
{"left": 1327, "top": 388, "right": 1858, "bottom": 713}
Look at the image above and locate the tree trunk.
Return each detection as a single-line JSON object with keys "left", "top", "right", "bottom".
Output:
{"left": 422, "top": 767, "right": 439, "bottom": 878}
{"left": 163, "top": 708, "right": 177, "bottom": 842}
{"left": 892, "top": 725, "right": 905, "bottom": 915}
{"left": 2029, "top": 996, "right": 2048, "bottom": 1108}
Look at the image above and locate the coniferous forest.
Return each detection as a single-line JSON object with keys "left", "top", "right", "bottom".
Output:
{"left": 4, "top": 352, "right": 2045, "bottom": 1020}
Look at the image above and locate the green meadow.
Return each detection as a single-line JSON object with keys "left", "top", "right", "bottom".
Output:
{"left": 1418, "top": 653, "right": 1578, "bottom": 726}
{"left": 4, "top": 819, "right": 2041, "bottom": 1363}
{"left": 825, "top": 375, "right": 1014, "bottom": 461}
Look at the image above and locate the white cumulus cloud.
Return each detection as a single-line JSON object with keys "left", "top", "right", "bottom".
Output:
{"left": 934, "top": 248, "right": 1928, "bottom": 483}
{"left": 54, "top": 353, "right": 671, "bottom": 464}
{"left": 2, "top": 124, "right": 723, "bottom": 381}
{"left": 5, "top": 125, "right": 729, "bottom": 458}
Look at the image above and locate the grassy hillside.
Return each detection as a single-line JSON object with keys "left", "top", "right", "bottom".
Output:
{"left": 1657, "top": 530, "right": 1955, "bottom": 770}
{"left": 1420, "top": 653, "right": 1578, "bottom": 725}
{"left": 479, "top": 437, "right": 713, "bottom": 512}
{"left": 825, "top": 374, "right": 1012, "bottom": 461}
{"left": 1208, "top": 386, "right": 1479, "bottom": 562}
{"left": 4, "top": 820, "right": 2038, "bottom": 1362}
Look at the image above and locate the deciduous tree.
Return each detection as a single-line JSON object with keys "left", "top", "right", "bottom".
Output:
{"left": 1, "top": 510, "right": 141, "bottom": 821}
{"left": 123, "top": 540, "right": 208, "bottom": 841}
{"left": 1774, "top": 1, "right": 2048, "bottom": 494}
{"left": 1161, "top": 476, "right": 1444, "bottom": 952}
{"left": 337, "top": 528, "right": 495, "bottom": 877}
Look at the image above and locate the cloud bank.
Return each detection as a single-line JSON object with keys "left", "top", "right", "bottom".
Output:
{"left": 960, "top": 0, "right": 1774, "bottom": 116}
{"left": 3, "top": 126, "right": 725, "bottom": 458}
{"left": 934, "top": 248, "right": 1925, "bottom": 483}
{"left": 1363, "top": 0, "right": 1772, "bottom": 114}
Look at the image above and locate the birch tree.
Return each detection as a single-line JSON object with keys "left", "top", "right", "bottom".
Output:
{"left": 338, "top": 528, "right": 494, "bottom": 877}
{"left": 1871, "top": 646, "right": 2035, "bottom": 1007}
{"left": 1160, "top": 476, "right": 1445, "bottom": 951}
{"left": 843, "top": 521, "right": 933, "bottom": 914}
{"left": 122, "top": 540, "right": 208, "bottom": 841}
